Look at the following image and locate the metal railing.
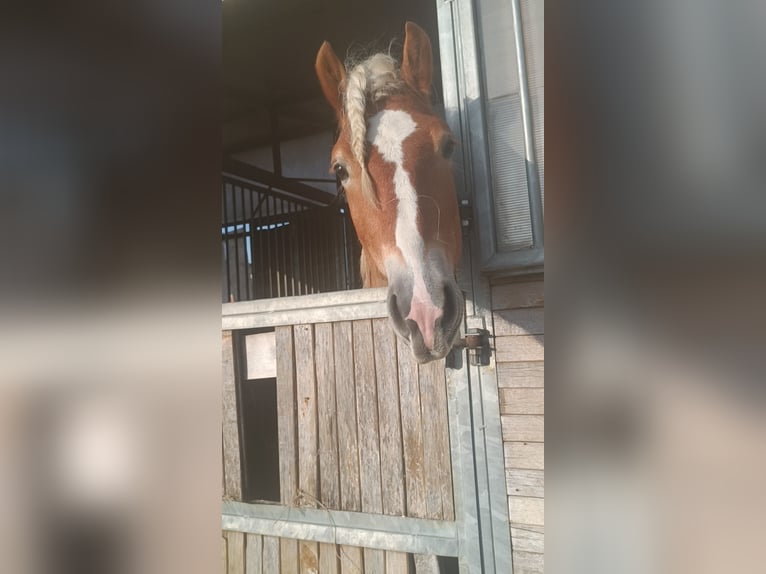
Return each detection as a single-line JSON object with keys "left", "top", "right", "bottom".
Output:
{"left": 222, "top": 174, "right": 362, "bottom": 303}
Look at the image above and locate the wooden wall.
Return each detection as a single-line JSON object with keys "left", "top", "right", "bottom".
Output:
{"left": 492, "top": 279, "right": 544, "bottom": 574}
{"left": 222, "top": 317, "right": 455, "bottom": 573}
{"left": 222, "top": 531, "right": 446, "bottom": 574}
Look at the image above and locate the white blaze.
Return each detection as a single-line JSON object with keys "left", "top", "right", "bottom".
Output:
{"left": 368, "top": 109, "right": 442, "bottom": 348}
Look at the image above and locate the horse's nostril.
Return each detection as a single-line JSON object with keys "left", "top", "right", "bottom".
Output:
{"left": 387, "top": 291, "right": 409, "bottom": 337}
{"left": 441, "top": 283, "right": 464, "bottom": 345}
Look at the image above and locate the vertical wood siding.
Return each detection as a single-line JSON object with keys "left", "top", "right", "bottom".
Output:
{"left": 492, "top": 279, "right": 544, "bottom": 574}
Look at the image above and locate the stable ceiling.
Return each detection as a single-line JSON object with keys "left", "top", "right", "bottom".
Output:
{"left": 223, "top": 0, "right": 442, "bottom": 157}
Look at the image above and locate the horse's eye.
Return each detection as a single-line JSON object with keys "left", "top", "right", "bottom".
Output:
{"left": 440, "top": 137, "right": 456, "bottom": 159}
{"left": 333, "top": 163, "right": 349, "bottom": 183}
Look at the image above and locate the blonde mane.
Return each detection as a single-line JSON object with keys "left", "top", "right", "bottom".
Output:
{"left": 343, "top": 53, "right": 404, "bottom": 205}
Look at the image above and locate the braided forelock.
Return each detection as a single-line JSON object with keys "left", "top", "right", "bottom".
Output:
{"left": 344, "top": 53, "right": 403, "bottom": 206}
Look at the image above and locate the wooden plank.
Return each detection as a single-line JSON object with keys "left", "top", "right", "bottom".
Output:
{"left": 222, "top": 331, "right": 242, "bottom": 500}
{"left": 372, "top": 318, "right": 405, "bottom": 517}
{"left": 502, "top": 415, "right": 544, "bottom": 442}
{"left": 281, "top": 539, "right": 299, "bottom": 574}
{"left": 275, "top": 326, "right": 299, "bottom": 574}
{"left": 504, "top": 442, "right": 544, "bottom": 470}
{"left": 276, "top": 325, "right": 298, "bottom": 504}
{"left": 497, "top": 362, "right": 544, "bottom": 388}
{"left": 493, "top": 308, "right": 544, "bottom": 336}
{"left": 432, "top": 359, "right": 454, "bottom": 520}
{"left": 495, "top": 335, "right": 544, "bottom": 363}
{"left": 299, "top": 541, "right": 319, "bottom": 574}
{"left": 508, "top": 496, "right": 544, "bottom": 526}
{"left": 315, "top": 323, "right": 340, "bottom": 510}
{"left": 510, "top": 523, "right": 544, "bottom": 554}
{"left": 339, "top": 546, "right": 363, "bottom": 574}
{"left": 513, "top": 550, "right": 544, "bottom": 574}
{"left": 294, "top": 324, "right": 319, "bottom": 506}
{"left": 227, "top": 531, "right": 245, "bottom": 574}
{"left": 363, "top": 548, "right": 385, "bottom": 574}
{"left": 499, "top": 388, "right": 544, "bottom": 415}
{"left": 506, "top": 469, "right": 544, "bottom": 498}
{"left": 385, "top": 551, "right": 409, "bottom": 574}
{"left": 397, "top": 336, "right": 427, "bottom": 519}
{"left": 222, "top": 536, "right": 227, "bottom": 573}
{"left": 246, "top": 534, "right": 263, "bottom": 574}
{"left": 418, "top": 360, "right": 452, "bottom": 520}
{"left": 295, "top": 324, "right": 319, "bottom": 572}
{"left": 318, "top": 542, "right": 339, "bottom": 574}
{"left": 491, "top": 281, "right": 544, "bottom": 310}
{"left": 353, "top": 320, "right": 383, "bottom": 515}
{"left": 262, "top": 536, "right": 280, "bottom": 573}
{"left": 333, "top": 322, "right": 361, "bottom": 512}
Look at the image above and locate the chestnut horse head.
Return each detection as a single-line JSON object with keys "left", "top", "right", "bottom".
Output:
{"left": 316, "top": 22, "right": 463, "bottom": 363}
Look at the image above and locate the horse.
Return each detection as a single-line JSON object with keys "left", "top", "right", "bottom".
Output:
{"left": 315, "top": 22, "right": 463, "bottom": 363}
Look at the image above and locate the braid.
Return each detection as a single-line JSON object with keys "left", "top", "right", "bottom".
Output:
{"left": 343, "top": 53, "right": 403, "bottom": 206}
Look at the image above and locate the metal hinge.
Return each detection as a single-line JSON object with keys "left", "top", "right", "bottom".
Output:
{"left": 455, "top": 327, "right": 492, "bottom": 366}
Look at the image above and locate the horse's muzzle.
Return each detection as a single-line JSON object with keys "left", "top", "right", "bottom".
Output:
{"left": 387, "top": 278, "right": 464, "bottom": 363}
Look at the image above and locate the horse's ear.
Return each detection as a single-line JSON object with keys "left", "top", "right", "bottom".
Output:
{"left": 401, "top": 22, "right": 433, "bottom": 98}
{"left": 315, "top": 41, "right": 346, "bottom": 115}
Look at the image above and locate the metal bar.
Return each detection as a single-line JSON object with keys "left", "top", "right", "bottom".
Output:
{"left": 233, "top": 186, "right": 242, "bottom": 302}
{"left": 222, "top": 182, "right": 231, "bottom": 302}
{"left": 222, "top": 288, "right": 388, "bottom": 330}
{"left": 510, "top": 0, "right": 544, "bottom": 247}
{"left": 222, "top": 501, "right": 459, "bottom": 557}
{"left": 223, "top": 175, "right": 315, "bottom": 211}
{"left": 223, "top": 158, "right": 336, "bottom": 206}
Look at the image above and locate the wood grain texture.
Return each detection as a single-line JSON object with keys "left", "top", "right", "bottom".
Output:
{"left": 295, "top": 324, "right": 318, "bottom": 572}
{"left": 319, "top": 542, "right": 339, "bottom": 574}
{"left": 493, "top": 308, "right": 544, "bottom": 336}
{"left": 418, "top": 360, "right": 445, "bottom": 520}
{"left": 334, "top": 322, "right": 361, "bottom": 512}
{"left": 513, "top": 550, "right": 544, "bottom": 574}
{"left": 222, "top": 331, "right": 242, "bottom": 500}
{"left": 372, "top": 318, "right": 405, "bottom": 517}
{"left": 504, "top": 442, "right": 544, "bottom": 470}
{"left": 491, "top": 281, "right": 544, "bottom": 310}
{"left": 397, "top": 336, "right": 427, "bottom": 519}
{"left": 281, "top": 539, "right": 299, "bottom": 574}
{"left": 418, "top": 359, "right": 454, "bottom": 520}
{"left": 315, "top": 323, "right": 340, "bottom": 510}
{"left": 299, "top": 540, "right": 319, "bottom": 574}
{"left": 339, "top": 546, "right": 363, "bottom": 574}
{"left": 276, "top": 325, "right": 298, "bottom": 505}
{"left": 432, "top": 359, "right": 454, "bottom": 521}
{"left": 510, "top": 523, "right": 544, "bottom": 554}
{"left": 500, "top": 388, "right": 544, "bottom": 415}
{"left": 246, "top": 534, "right": 262, "bottom": 574}
{"left": 508, "top": 496, "right": 544, "bottom": 526}
{"left": 363, "top": 548, "right": 385, "bottom": 574}
{"left": 275, "top": 326, "right": 299, "bottom": 573}
{"left": 353, "top": 320, "right": 383, "bottom": 515}
{"left": 506, "top": 469, "right": 544, "bottom": 498}
{"left": 262, "top": 536, "right": 280, "bottom": 573}
{"left": 294, "top": 323, "right": 319, "bottom": 507}
{"left": 495, "top": 335, "right": 544, "bottom": 363}
{"left": 385, "top": 551, "right": 408, "bottom": 574}
{"left": 497, "top": 361, "right": 544, "bottom": 388}
{"left": 226, "top": 531, "right": 245, "bottom": 574}
{"left": 502, "top": 415, "right": 544, "bottom": 442}
{"left": 222, "top": 536, "right": 227, "bottom": 574}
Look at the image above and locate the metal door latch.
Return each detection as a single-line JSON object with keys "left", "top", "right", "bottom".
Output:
{"left": 456, "top": 328, "right": 492, "bottom": 366}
